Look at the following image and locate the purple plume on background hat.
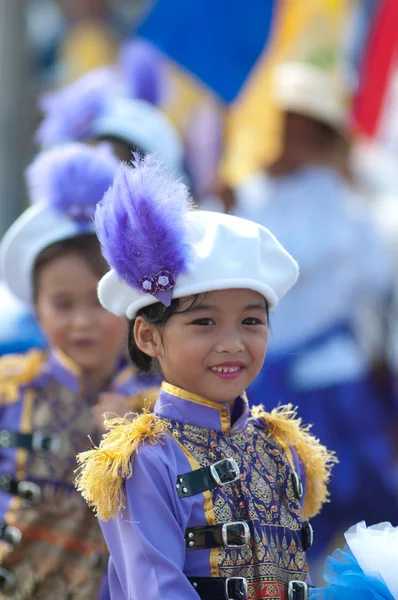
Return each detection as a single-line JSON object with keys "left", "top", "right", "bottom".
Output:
{"left": 95, "top": 153, "right": 193, "bottom": 306}
{"left": 35, "top": 67, "right": 119, "bottom": 148}
{"left": 26, "top": 143, "right": 119, "bottom": 224}
{"left": 118, "top": 38, "right": 169, "bottom": 107}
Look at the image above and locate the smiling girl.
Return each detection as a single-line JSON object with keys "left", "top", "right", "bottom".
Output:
{"left": 77, "top": 155, "right": 336, "bottom": 600}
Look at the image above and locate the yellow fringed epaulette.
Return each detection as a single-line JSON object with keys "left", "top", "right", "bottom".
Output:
{"left": 75, "top": 411, "right": 167, "bottom": 521}
{"left": 251, "top": 404, "right": 338, "bottom": 521}
{"left": 0, "top": 350, "right": 46, "bottom": 404}
{"left": 129, "top": 386, "right": 159, "bottom": 413}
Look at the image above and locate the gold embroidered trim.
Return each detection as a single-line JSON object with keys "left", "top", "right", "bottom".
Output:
{"left": 251, "top": 404, "right": 338, "bottom": 521}
{"left": 75, "top": 411, "right": 166, "bottom": 521}
{"left": 53, "top": 348, "right": 80, "bottom": 376}
{"left": 0, "top": 350, "right": 46, "bottom": 404}
{"left": 161, "top": 382, "right": 230, "bottom": 434}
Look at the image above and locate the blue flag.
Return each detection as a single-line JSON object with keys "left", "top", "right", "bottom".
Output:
{"left": 138, "top": 0, "right": 277, "bottom": 103}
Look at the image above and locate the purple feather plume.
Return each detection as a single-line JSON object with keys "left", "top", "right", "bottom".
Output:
{"left": 118, "top": 38, "right": 168, "bottom": 106}
{"left": 35, "top": 67, "right": 120, "bottom": 148}
{"left": 27, "top": 143, "right": 119, "bottom": 223}
{"left": 95, "top": 154, "right": 193, "bottom": 299}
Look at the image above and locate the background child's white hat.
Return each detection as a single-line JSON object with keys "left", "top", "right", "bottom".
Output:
{"left": 92, "top": 97, "right": 184, "bottom": 173}
{"left": 273, "top": 62, "right": 348, "bottom": 133}
{"left": 95, "top": 155, "right": 299, "bottom": 320}
{"left": 0, "top": 143, "right": 118, "bottom": 304}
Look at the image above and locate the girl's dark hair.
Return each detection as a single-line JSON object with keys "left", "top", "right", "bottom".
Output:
{"left": 32, "top": 233, "right": 108, "bottom": 303}
{"left": 128, "top": 294, "right": 270, "bottom": 374}
{"left": 128, "top": 296, "right": 200, "bottom": 373}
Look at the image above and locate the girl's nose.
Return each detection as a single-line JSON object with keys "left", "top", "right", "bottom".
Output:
{"left": 214, "top": 330, "right": 245, "bottom": 354}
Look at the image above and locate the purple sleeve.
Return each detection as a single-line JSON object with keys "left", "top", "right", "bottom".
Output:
{"left": 100, "top": 443, "right": 199, "bottom": 600}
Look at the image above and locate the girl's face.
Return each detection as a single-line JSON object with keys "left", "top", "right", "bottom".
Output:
{"left": 136, "top": 288, "right": 268, "bottom": 406}
{"left": 35, "top": 252, "right": 127, "bottom": 376}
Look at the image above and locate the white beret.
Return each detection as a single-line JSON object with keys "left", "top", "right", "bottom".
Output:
{"left": 0, "top": 204, "right": 95, "bottom": 304}
{"left": 273, "top": 62, "right": 348, "bottom": 133}
{"left": 92, "top": 97, "right": 184, "bottom": 173}
{"left": 98, "top": 210, "right": 299, "bottom": 319}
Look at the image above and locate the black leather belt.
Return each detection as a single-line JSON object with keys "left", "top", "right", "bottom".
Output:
{"left": 188, "top": 576, "right": 248, "bottom": 600}
{"left": 0, "top": 567, "right": 16, "bottom": 593}
{"left": 0, "top": 519, "right": 21, "bottom": 547}
{"left": 0, "top": 430, "right": 61, "bottom": 453}
{"left": 177, "top": 458, "right": 240, "bottom": 498}
{"left": 0, "top": 474, "right": 41, "bottom": 506}
{"left": 185, "top": 522, "right": 250, "bottom": 550}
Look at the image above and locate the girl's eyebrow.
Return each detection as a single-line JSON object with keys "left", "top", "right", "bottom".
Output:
{"left": 245, "top": 303, "right": 268, "bottom": 311}
{"left": 187, "top": 303, "right": 267, "bottom": 313}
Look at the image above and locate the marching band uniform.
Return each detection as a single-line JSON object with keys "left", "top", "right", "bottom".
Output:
{"left": 0, "top": 144, "right": 159, "bottom": 598}
{"left": 76, "top": 154, "right": 335, "bottom": 600}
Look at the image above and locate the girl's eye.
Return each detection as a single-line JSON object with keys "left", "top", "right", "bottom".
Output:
{"left": 243, "top": 317, "right": 263, "bottom": 325}
{"left": 53, "top": 299, "right": 72, "bottom": 310}
{"left": 190, "top": 318, "right": 215, "bottom": 326}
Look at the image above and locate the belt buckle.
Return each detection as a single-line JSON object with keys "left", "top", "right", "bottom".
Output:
{"left": 210, "top": 458, "right": 240, "bottom": 486}
{"left": 3, "top": 524, "right": 22, "bottom": 547}
{"left": 32, "top": 432, "right": 61, "bottom": 453}
{"left": 224, "top": 577, "right": 248, "bottom": 600}
{"left": 288, "top": 581, "right": 308, "bottom": 600}
{"left": 0, "top": 567, "right": 16, "bottom": 593}
{"left": 222, "top": 522, "right": 250, "bottom": 547}
{"left": 17, "top": 481, "right": 42, "bottom": 506}
{"left": 0, "top": 430, "right": 12, "bottom": 449}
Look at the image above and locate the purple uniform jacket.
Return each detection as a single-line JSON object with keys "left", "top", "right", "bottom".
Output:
{"left": 99, "top": 382, "right": 325, "bottom": 600}
{"left": 0, "top": 349, "right": 158, "bottom": 600}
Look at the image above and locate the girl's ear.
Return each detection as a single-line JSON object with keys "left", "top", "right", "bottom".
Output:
{"left": 133, "top": 316, "right": 162, "bottom": 358}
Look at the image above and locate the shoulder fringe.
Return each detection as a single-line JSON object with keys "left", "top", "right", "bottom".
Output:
{"left": 251, "top": 404, "right": 338, "bottom": 521}
{"left": 75, "top": 411, "right": 166, "bottom": 521}
{"left": 0, "top": 350, "right": 46, "bottom": 404}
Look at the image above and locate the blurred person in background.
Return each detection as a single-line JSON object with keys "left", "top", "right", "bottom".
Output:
{"left": 0, "top": 144, "right": 158, "bottom": 598}
{"left": 35, "top": 39, "right": 184, "bottom": 171}
{"left": 0, "top": 40, "right": 184, "bottom": 357}
{"left": 232, "top": 62, "right": 397, "bottom": 575}
{"left": 28, "top": 0, "right": 123, "bottom": 87}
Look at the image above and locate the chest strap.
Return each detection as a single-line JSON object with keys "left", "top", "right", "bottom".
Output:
{"left": 177, "top": 458, "right": 240, "bottom": 498}
{"left": 185, "top": 522, "right": 250, "bottom": 550}
{"left": 188, "top": 576, "right": 248, "bottom": 600}
{"left": 0, "top": 474, "right": 41, "bottom": 506}
{"left": 0, "top": 430, "right": 61, "bottom": 453}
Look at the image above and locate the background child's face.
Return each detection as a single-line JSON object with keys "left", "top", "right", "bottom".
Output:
{"left": 35, "top": 252, "right": 127, "bottom": 375}
{"left": 154, "top": 288, "right": 268, "bottom": 405}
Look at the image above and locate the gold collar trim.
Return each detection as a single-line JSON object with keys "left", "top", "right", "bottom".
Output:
{"left": 161, "top": 382, "right": 231, "bottom": 434}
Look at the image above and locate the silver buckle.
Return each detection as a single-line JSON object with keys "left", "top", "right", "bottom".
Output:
{"left": 222, "top": 522, "right": 250, "bottom": 547}
{"left": 3, "top": 525, "right": 21, "bottom": 547}
{"left": 18, "top": 481, "right": 42, "bottom": 506}
{"left": 0, "top": 430, "right": 11, "bottom": 449}
{"left": 210, "top": 458, "right": 240, "bottom": 486}
{"left": 32, "top": 432, "right": 61, "bottom": 453}
{"left": 224, "top": 577, "right": 248, "bottom": 600}
{"left": 288, "top": 581, "right": 308, "bottom": 600}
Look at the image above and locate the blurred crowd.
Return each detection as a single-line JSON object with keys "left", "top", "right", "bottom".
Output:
{"left": 0, "top": 0, "right": 397, "bottom": 592}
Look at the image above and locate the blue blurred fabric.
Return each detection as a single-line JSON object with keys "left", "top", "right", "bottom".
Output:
{"left": 138, "top": 0, "right": 277, "bottom": 102}
{"left": 310, "top": 546, "right": 394, "bottom": 600}
{"left": 0, "top": 284, "right": 46, "bottom": 356}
